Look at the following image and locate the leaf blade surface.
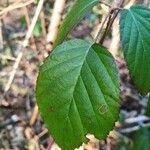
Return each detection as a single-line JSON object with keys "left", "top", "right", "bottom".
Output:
{"left": 120, "top": 5, "right": 150, "bottom": 95}
{"left": 36, "top": 39, "right": 120, "bottom": 150}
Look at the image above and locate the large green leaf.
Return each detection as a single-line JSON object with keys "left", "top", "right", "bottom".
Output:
{"left": 36, "top": 39, "right": 120, "bottom": 150}
{"left": 120, "top": 5, "right": 150, "bottom": 95}
{"left": 53, "top": 0, "right": 99, "bottom": 47}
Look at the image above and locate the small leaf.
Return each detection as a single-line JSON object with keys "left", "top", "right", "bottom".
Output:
{"left": 36, "top": 39, "right": 120, "bottom": 150}
{"left": 120, "top": 5, "right": 150, "bottom": 95}
{"left": 53, "top": 0, "right": 99, "bottom": 47}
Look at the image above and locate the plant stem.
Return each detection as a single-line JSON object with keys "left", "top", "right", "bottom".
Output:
{"left": 96, "top": 0, "right": 125, "bottom": 45}
{"left": 95, "top": 13, "right": 110, "bottom": 43}
{"left": 99, "top": 9, "right": 115, "bottom": 44}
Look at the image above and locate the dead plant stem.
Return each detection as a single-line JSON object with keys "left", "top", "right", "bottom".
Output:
{"left": 95, "top": 0, "right": 125, "bottom": 44}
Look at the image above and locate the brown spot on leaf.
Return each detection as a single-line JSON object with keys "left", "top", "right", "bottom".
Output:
{"left": 48, "top": 106, "right": 55, "bottom": 112}
{"left": 98, "top": 104, "right": 108, "bottom": 114}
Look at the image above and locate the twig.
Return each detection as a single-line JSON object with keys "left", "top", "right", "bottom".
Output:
{"left": 37, "top": 128, "right": 48, "bottom": 139}
{"left": 47, "top": 0, "right": 66, "bottom": 51}
{"left": 23, "top": 0, "right": 44, "bottom": 47}
{"left": 119, "top": 122, "right": 150, "bottom": 133}
{"left": 40, "top": 11, "right": 47, "bottom": 38}
{"left": 117, "top": 115, "right": 150, "bottom": 133}
{"left": 94, "top": 14, "right": 110, "bottom": 43}
{"left": 95, "top": 0, "right": 124, "bottom": 44}
{"left": 99, "top": 10, "right": 114, "bottom": 44}
{"left": 125, "top": 115, "right": 150, "bottom": 124}
{"left": 23, "top": 6, "right": 37, "bottom": 51}
{"left": 30, "top": 104, "right": 39, "bottom": 126}
{"left": 98, "top": 0, "right": 125, "bottom": 44}
{"left": 0, "top": 0, "right": 34, "bottom": 17}
{"left": 0, "top": 19, "right": 3, "bottom": 50}
{"left": 4, "top": 0, "right": 45, "bottom": 93}
{"left": 4, "top": 52, "right": 23, "bottom": 92}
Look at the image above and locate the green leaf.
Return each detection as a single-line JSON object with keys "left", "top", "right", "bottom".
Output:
{"left": 131, "top": 128, "right": 150, "bottom": 150}
{"left": 20, "top": 16, "right": 26, "bottom": 28}
{"left": 33, "top": 20, "right": 42, "bottom": 37}
{"left": 53, "top": 0, "right": 99, "bottom": 47}
{"left": 36, "top": 39, "right": 120, "bottom": 150}
{"left": 21, "top": 17, "right": 42, "bottom": 37}
{"left": 120, "top": 5, "right": 150, "bottom": 95}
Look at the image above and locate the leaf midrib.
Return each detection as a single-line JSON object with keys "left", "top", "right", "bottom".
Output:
{"left": 129, "top": 9, "right": 146, "bottom": 59}
{"left": 68, "top": 44, "right": 101, "bottom": 133}
{"left": 68, "top": 44, "right": 117, "bottom": 134}
{"left": 128, "top": 9, "right": 147, "bottom": 87}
